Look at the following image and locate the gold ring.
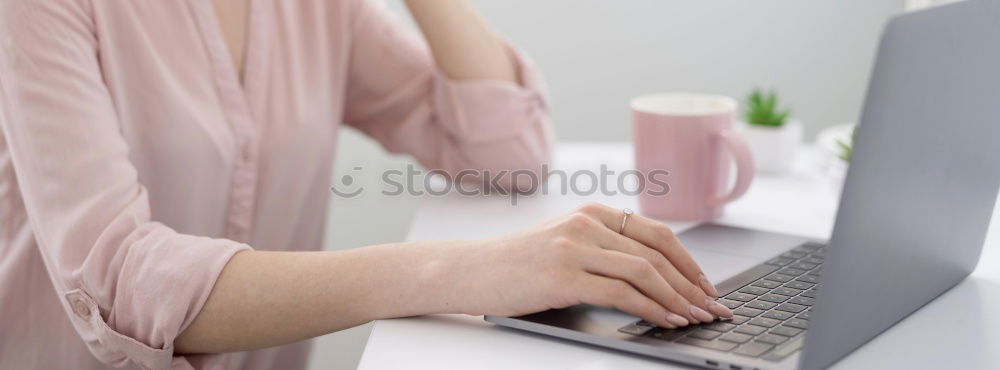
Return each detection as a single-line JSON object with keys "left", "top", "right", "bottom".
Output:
{"left": 619, "top": 208, "right": 634, "bottom": 234}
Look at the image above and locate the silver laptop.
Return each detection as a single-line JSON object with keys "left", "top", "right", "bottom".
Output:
{"left": 486, "top": 2, "right": 1000, "bottom": 369}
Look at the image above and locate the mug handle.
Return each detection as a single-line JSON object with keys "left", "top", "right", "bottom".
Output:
{"left": 712, "top": 130, "right": 755, "bottom": 205}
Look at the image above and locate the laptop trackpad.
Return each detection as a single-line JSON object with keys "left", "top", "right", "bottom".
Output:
{"left": 679, "top": 223, "right": 813, "bottom": 282}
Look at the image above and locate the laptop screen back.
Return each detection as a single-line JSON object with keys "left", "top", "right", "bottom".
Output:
{"left": 801, "top": 2, "right": 1000, "bottom": 369}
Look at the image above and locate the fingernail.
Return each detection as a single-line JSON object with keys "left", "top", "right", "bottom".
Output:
{"left": 665, "top": 312, "right": 689, "bottom": 327}
{"left": 689, "top": 305, "right": 714, "bottom": 323}
{"left": 699, "top": 274, "right": 720, "bottom": 298}
{"left": 706, "top": 298, "right": 734, "bottom": 319}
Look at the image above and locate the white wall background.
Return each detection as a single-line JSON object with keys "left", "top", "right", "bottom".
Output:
{"left": 309, "top": 1, "right": 914, "bottom": 369}
{"left": 393, "top": 0, "right": 906, "bottom": 140}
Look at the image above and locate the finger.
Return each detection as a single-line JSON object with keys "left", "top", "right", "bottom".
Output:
{"left": 576, "top": 274, "right": 689, "bottom": 329}
{"left": 577, "top": 203, "right": 719, "bottom": 298}
{"left": 578, "top": 223, "right": 732, "bottom": 319}
{"left": 580, "top": 248, "right": 715, "bottom": 324}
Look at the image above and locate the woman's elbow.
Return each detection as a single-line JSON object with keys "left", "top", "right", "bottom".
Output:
{"left": 459, "top": 127, "right": 555, "bottom": 193}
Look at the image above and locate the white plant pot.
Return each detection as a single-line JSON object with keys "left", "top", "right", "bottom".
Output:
{"left": 739, "top": 119, "right": 804, "bottom": 174}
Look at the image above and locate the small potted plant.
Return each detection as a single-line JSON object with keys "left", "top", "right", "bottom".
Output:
{"left": 817, "top": 123, "right": 856, "bottom": 189}
{"left": 739, "top": 88, "right": 804, "bottom": 173}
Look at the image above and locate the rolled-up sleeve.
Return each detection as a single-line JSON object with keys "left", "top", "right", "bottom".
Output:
{"left": 0, "top": 1, "right": 249, "bottom": 369}
{"left": 342, "top": 0, "right": 555, "bottom": 191}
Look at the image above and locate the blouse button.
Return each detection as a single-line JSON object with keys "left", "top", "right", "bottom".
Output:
{"left": 242, "top": 144, "right": 253, "bottom": 161}
{"left": 72, "top": 300, "right": 91, "bottom": 318}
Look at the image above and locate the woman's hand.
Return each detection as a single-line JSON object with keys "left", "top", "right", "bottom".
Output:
{"left": 176, "top": 203, "right": 730, "bottom": 354}
{"left": 440, "top": 203, "right": 733, "bottom": 328}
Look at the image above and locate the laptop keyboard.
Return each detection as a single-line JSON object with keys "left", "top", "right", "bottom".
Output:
{"left": 617, "top": 242, "right": 826, "bottom": 362}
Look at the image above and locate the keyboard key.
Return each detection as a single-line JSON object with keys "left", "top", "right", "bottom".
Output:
{"left": 618, "top": 324, "right": 653, "bottom": 336}
{"left": 734, "top": 324, "right": 768, "bottom": 336}
{"left": 775, "top": 303, "right": 808, "bottom": 313}
{"left": 764, "top": 274, "right": 795, "bottom": 283}
{"left": 780, "top": 251, "right": 808, "bottom": 259}
{"left": 802, "top": 256, "right": 824, "bottom": 264}
{"left": 770, "top": 326, "right": 804, "bottom": 337}
{"left": 784, "top": 281, "right": 815, "bottom": 290}
{"left": 790, "top": 262, "right": 818, "bottom": 270}
{"left": 704, "top": 322, "right": 737, "bottom": 332}
{"left": 800, "top": 290, "right": 817, "bottom": 298}
{"left": 763, "top": 336, "right": 805, "bottom": 361}
{"left": 796, "top": 275, "right": 821, "bottom": 284}
{"left": 650, "top": 328, "right": 688, "bottom": 341}
{"left": 751, "top": 279, "right": 782, "bottom": 289}
{"left": 758, "top": 294, "right": 789, "bottom": 303}
{"left": 677, "top": 337, "right": 737, "bottom": 352}
{"left": 719, "top": 332, "right": 753, "bottom": 344}
{"left": 687, "top": 329, "right": 722, "bottom": 340}
{"left": 733, "top": 307, "right": 764, "bottom": 317}
{"left": 762, "top": 310, "right": 794, "bottom": 320}
{"left": 778, "top": 268, "right": 807, "bottom": 276}
{"left": 745, "top": 300, "right": 777, "bottom": 310}
{"left": 726, "top": 292, "right": 756, "bottom": 302}
{"left": 784, "top": 318, "right": 809, "bottom": 329}
{"left": 733, "top": 341, "right": 774, "bottom": 357}
{"left": 796, "top": 311, "right": 812, "bottom": 320}
{"left": 756, "top": 333, "right": 789, "bottom": 345}
{"left": 789, "top": 296, "right": 815, "bottom": 306}
{"left": 772, "top": 287, "right": 802, "bottom": 297}
{"left": 748, "top": 317, "right": 781, "bottom": 328}
{"left": 716, "top": 299, "right": 744, "bottom": 309}
{"left": 766, "top": 257, "right": 796, "bottom": 266}
{"left": 738, "top": 286, "right": 770, "bottom": 296}
{"left": 796, "top": 243, "right": 824, "bottom": 252}
{"left": 728, "top": 315, "right": 751, "bottom": 325}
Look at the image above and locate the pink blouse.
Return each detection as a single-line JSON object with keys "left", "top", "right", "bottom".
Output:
{"left": 0, "top": 0, "right": 552, "bottom": 369}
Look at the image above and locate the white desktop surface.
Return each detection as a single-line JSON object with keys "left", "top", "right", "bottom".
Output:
{"left": 357, "top": 143, "right": 1000, "bottom": 370}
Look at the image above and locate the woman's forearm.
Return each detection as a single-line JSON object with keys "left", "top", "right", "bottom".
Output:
{"left": 174, "top": 241, "right": 465, "bottom": 354}
{"left": 175, "top": 204, "right": 731, "bottom": 355}
{"left": 403, "top": 0, "right": 518, "bottom": 83}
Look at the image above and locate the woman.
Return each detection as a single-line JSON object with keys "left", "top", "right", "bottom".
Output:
{"left": 0, "top": 0, "right": 733, "bottom": 369}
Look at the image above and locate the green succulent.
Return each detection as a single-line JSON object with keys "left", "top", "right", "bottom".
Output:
{"left": 836, "top": 138, "right": 853, "bottom": 162}
{"left": 744, "top": 88, "right": 791, "bottom": 127}
{"left": 836, "top": 127, "right": 857, "bottom": 162}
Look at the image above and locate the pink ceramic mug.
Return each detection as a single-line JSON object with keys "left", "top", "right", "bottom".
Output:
{"left": 632, "top": 93, "right": 755, "bottom": 221}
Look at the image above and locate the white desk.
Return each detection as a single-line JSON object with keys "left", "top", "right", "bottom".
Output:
{"left": 358, "top": 143, "right": 1000, "bottom": 370}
